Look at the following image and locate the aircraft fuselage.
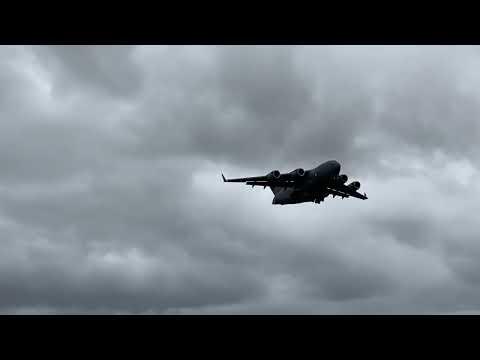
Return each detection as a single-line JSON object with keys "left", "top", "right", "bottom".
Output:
{"left": 271, "top": 160, "right": 341, "bottom": 205}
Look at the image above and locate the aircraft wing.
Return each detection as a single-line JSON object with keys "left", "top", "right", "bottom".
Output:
{"left": 326, "top": 182, "right": 368, "bottom": 200}
{"left": 222, "top": 174, "right": 269, "bottom": 183}
{"left": 222, "top": 174, "right": 296, "bottom": 188}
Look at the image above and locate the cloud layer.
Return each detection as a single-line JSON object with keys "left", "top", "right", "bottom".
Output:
{"left": 1, "top": 45, "right": 480, "bottom": 314}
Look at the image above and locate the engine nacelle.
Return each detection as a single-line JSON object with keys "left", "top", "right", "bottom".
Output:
{"left": 289, "top": 168, "right": 305, "bottom": 177}
{"left": 348, "top": 181, "right": 361, "bottom": 190}
{"left": 267, "top": 170, "right": 281, "bottom": 180}
{"left": 335, "top": 174, "right": 348, "bottom": 184}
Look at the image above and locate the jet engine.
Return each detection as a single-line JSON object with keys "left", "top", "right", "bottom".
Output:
{"left": 267, "top": 170, "right": 281, "bottom": 179}
{"left": 348, "top": 181, "right": 361, "bottom": 190}
{"left": 335, "top": 174, "right": 348, "bottom": 183}
{"left": 289, "top": 168, "right": 305, "bottom": 178}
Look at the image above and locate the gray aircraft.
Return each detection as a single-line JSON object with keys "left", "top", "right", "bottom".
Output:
{"left": 222, "top": 160, "right": 368, "bottom": 205}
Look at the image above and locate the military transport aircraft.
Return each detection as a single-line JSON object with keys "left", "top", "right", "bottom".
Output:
{"left": 222, "top": 160, "right": 367, "bottom": 205}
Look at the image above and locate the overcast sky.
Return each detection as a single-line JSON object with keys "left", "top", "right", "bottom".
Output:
{"left": 1, "top": 45, "right": 480, "bottom": 314}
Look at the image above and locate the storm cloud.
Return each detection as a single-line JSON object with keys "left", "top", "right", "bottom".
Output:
{"left": 1, "top": 45, "right": 480, "bottom": 314}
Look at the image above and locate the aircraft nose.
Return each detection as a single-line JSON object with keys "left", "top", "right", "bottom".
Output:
{"left": 331, "top": 160, "right": 341, "bottom": 174}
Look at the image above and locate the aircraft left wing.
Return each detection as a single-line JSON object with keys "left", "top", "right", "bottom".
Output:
{"left": 222, "top": 174, "right": 296, "bottom": 189}
{"left": 222, "top": 174, "right": 269, "bottom": 183}
{"left": 326, "top": 182, "right": 368, "bottom": 200}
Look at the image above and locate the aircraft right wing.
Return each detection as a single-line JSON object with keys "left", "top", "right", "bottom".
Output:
{"left": 326, "top": 182, "right": 368, "bottom": 200}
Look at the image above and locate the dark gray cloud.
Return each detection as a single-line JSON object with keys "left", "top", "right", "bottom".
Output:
{"left": 0, "top": 45, "right": 480, "bottom": 314}
{"left": 32, "top": 45, "right": 144, "bottom": 98}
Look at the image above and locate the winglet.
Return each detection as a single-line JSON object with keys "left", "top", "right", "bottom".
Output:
{"left": 221, "top": 173, "right": 227, "bottom": 182}
{"left": 364, "top": 192, "right": 368, "bottom": 200}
